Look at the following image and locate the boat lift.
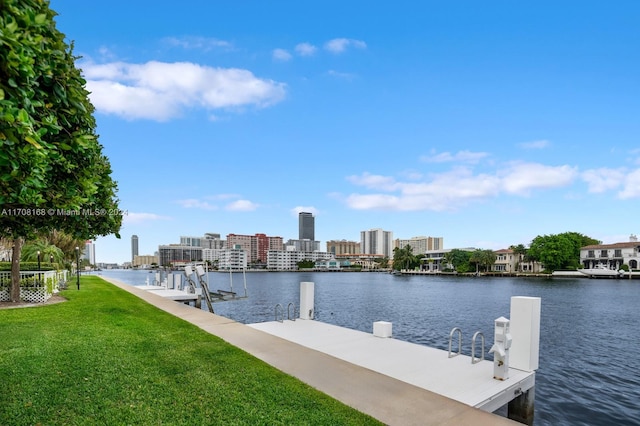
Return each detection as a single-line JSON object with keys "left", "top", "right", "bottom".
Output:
{"left": 183, "top": 264, "right": 248, "bottom": 313}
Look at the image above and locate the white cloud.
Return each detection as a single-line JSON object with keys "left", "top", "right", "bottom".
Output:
{"left": 295, "top": 43, "right": 317, "bottom": 56}
{"left": 123, "top": 212, "right": 171, "bottom": 225}
{"left": 518, "top": 140, "right": 550, "bottom": 149}
{"left": 618, "top": 169, "right": 640, "bottom": 199}
{"left": 176, "top": 199, "right": 218, "bottom": 210}
{"left": 500, "top": 162, "right": 577, "bottom": 194}
{"left": 327, "top": 70, "right": 356, "bottom": 80}
{"left": 324, "top": 38, "right": 367, "bottom": 54}
{"left": 163, "top": 36, "right": 232, "bottom": 51}
{"left": 581, "top": 168, "right": 625, "bottom": 193}
{"left": 82, "top": 61, "right": 286, "bottom": 121}
{"left": 272, "top": 48, "right": 292, "bottom": 61}
{"left": 344, "top": 162, "right": 578, "bottom": 211}
{"left": 346, "top": 173, "right": 399, "bottom": 191}
{"left": 225, "top": 200, "right": 259, "bottom": 211}
{"left": 291, "top": 206, "right": 319, "bottom": 216}
{"left": 420, "top": 150, "right": 489, "bottom": 164}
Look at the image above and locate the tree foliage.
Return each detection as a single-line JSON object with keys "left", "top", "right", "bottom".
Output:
{"left": 469, "top": 249, "right": 497, "bottom": 272}
{"left": 1, "top": 0, "right": 121, "bottom": 300}
{"left": 442, "top": 249, "right": 473, "bottom": 273}
{"left": 392, "top": 245, "right": 419, "bottom": 271}
{"left": 528, "top": 232, "right": 601, "bottom": 272}
{"left": 296, "top": 259, "right": 315, "bottom": 269}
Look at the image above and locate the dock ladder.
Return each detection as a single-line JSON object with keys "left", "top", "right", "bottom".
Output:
{"left": 448, "top": 328, "right": 486, "bottom": 364}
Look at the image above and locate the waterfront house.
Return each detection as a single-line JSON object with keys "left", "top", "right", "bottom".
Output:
{"left": 492, "top": 249, "right": 518, "bottom": 273}
{"left": 580, "top": 235, "right": 640, "bottom": 270}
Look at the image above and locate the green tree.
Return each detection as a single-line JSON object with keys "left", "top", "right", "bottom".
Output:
{"left": 443, "top": 249, "right": 472, "bottom": 273}
{"left": 469, "top": 249, "right": 496, "bottom": 272}
{"left": 509, "top": 244, "right": 528, "bottom": 272}
{"left": 296, "top": 259, "right": 315, "bottom": 269}
{"left": 528, "top": 232, "right": 601, "bottom": 272}
{"left": 21, "top": 239, "right": 63, "bottom": 266}
{"left": 392, "top": 245, "right": 418, "bottom": 271}
{"left": 1, "top": 0, "right": 121, "bottom": 301}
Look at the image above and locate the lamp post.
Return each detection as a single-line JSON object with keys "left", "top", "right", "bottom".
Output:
{"left": 75, "top": 246, "right": 80, "bottom": 290}
{"left": 37, "top": 250, "right": 41, "bottom": 285}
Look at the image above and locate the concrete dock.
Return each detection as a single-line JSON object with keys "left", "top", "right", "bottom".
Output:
{"left": 103, "top": 276, "right": 521, "bottom": 425}
{"left": 249, "top": 319, "right": 535, "bottom": 413}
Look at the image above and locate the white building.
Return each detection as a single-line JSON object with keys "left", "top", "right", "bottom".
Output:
{"left": 218, "top": 248, "right": 247, "bottom": 270}
{"left": 580, "top": 235, "right": 640, "bottom": 270}
{"left": 202, "top": 248, "right": 226, "bottom": 264}
{"left": 83, "top": 240, "right": 96, "bottom": 265}
{"left": 267, "top": 250, "right": 332, "bottom": 270}
{"left": 360, "top": 228, "right": 393, "bottom": 258}
{"left": 395, "top": 236, "right": 444, "bottom": 255}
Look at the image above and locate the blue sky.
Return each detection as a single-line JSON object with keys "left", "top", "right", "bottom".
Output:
{"left": 52, "top": 1, "right": 640, "bottom": 263}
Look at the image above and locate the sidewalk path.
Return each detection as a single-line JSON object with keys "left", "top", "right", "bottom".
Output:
{"left": 103, "top": 277, "right": 518, "bottom": 426}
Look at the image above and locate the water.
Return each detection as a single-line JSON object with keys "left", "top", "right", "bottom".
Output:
{"left": 99, "top": 270, "right": 640, "bottom": 426}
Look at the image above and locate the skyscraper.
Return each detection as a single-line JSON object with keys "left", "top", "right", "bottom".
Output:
{"left": 298, "top": 212, "right": 314, "bottom": 240}
{"left": 360, "top": 228, "right": 393, "bottom": 257}
{"left": 131, "top": 235, "right": 138, "bottom": 263}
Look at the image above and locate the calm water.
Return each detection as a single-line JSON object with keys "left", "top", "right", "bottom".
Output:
{"left": 100, "top": 270, "right": 640, "bottom": 426}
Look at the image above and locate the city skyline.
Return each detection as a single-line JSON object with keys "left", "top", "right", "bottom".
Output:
{"left": 51, "top": 1, "right": 640, "bottom": 264}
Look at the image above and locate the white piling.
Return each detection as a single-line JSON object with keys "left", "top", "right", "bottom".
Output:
{"left": 373, "top": 321, "right": 393, "bottom": 338}
{"left": 299, "top": 282, "right": 315, "bottom": 320}
{"left": 509, "top": 296, "right": 541, "bottom": 372}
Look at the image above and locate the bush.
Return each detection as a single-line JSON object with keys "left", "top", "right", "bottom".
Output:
{"left": 0, "top": 262, "right": 57, "bottom": 271}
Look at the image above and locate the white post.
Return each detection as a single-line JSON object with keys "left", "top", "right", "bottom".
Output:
{"left": 509, "top": 296, "right": 541, "bottom": 372}
{"left": 167, "top": 274, "right": 174, "bottom": 289}
{"left": 299, "top": 281, "right": 314, "bottom": 320}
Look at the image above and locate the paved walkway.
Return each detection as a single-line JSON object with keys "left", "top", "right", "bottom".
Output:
{"left": 103, "top": 277, "right": 519, "bottom": 426}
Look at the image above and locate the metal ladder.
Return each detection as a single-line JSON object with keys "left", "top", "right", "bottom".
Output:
{"left": 448, "top": 328, "right": 485, "bottom": 364}
{"left": 274, "top": 302, "right": 297, "bottom": 322}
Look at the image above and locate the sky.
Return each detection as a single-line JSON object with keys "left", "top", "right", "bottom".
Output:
{"left": 51, "top": 1, "right": 640, "bottom": 264}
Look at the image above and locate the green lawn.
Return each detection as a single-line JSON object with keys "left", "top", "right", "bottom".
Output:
{"left": 0, "top": 276, "right": 381, "bottom": 425}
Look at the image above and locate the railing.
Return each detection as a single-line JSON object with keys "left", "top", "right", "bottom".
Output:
{"left": 0, "top": 270, "right": 67, "bottom": 302}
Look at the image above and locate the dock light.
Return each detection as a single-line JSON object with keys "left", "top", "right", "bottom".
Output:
{"left": 75, "top": 247, "right": 80, "bottom": 290}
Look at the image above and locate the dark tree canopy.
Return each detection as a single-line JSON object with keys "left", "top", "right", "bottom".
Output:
{"left": 1, "top": 0, "right": 121, "bottom": 300}
{"left": 527, "top": 232, "right": 601, "bottom": 272}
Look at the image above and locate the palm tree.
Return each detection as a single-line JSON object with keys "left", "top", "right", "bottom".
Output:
{"left": 21, "top": 241, "right": 64, "bottom": 267}
{"left": 510, "top": 244, "right": 527, "bottom": 272}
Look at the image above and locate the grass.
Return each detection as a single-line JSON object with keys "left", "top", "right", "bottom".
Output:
{"left": 0, "top": 276, "right": 381, "bottom": 425}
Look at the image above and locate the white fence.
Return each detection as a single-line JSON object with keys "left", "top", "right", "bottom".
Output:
{"left": 0, "top": 270, "right": 68, "bottom": 303}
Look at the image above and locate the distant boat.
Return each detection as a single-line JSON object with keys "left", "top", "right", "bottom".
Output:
{"left": 578, "top": 264, "right": 624, "bottom": 278}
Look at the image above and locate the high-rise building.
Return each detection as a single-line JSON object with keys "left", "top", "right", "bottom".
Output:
{"left": 298, "top": 212, "right": 315, "bottom": 240}
{"left": 83, "top": 240, "right": 96, "bottom": 265}
{"left": 326, "top": 240, "right": 361, "bottom": 255}
{"left": 360, "top": 228, "right": 393, "bottom": 257}
{"left": 131, "top": 235, "right": 139, "bottom": 263}
{"left": 394, "top": 236, "right": 444, "bottom": 255}
{"left": 180, "top": 236, "right": 202, "bottom": 247}
{"left": 226, "top": 233, "right": 283, "bottom": 264}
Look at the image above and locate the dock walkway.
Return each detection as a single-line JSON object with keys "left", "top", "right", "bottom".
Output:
{"left": 103, "top": 276, "right": 519, "bottom": 425}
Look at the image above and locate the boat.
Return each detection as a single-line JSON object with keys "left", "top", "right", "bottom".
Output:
{"left": 578, "top": 264, "right": 624, "bottom": 278}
